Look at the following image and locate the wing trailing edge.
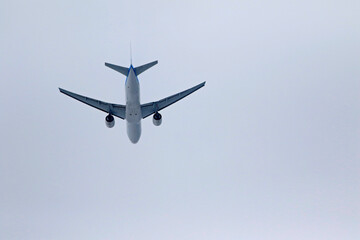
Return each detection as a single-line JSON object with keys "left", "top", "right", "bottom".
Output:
{"left": 59, "top": 88, "right": 126, "bottom": 119}
{"left": 140, "top": 81, "right": 206, "bottom": 119}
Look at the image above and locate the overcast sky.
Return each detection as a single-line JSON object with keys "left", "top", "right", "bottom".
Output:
{"left": 1, "top": 0, "right": 359, "bottom": 239}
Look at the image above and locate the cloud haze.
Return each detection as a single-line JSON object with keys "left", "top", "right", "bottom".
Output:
{"left": 1, "top": 0, "right": 359, "bottom": 239}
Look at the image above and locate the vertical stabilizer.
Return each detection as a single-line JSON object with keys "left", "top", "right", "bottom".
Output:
{"left": 130, "top": 42, "right": 133, "bottom": 65}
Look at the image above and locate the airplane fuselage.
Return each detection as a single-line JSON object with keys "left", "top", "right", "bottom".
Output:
{"left": 125, "top": 66, "right": 142, "bottom": 143}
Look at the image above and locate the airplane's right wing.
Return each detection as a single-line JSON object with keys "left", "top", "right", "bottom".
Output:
{"left": 59, "top": 88, "right": 126, "bottom": 119}
{"left": 141, "top": 81, "right": 205, "bottom": 119}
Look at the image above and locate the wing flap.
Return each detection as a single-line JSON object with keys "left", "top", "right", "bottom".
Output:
{"left": 59, "top": 88, "right": 126, "bottom": 119}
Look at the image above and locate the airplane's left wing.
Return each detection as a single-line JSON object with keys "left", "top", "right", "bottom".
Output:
{"left": 141, "top": 81, "right": 205, "bottom": 119}
{"left": 59, "top": 88, "right": 126, "bottom": 119}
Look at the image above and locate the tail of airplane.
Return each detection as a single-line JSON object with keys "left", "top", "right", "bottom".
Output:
{"left": 134, "top": 61, "right": 158, "bottom": 75}
{"left": 105, "top": 60, "right": 158, "bottom": 77}
{"left": 105, "top": 62, "right": 129, "bottom": 76}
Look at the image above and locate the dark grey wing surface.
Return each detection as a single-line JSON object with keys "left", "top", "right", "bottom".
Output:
{"left": 59, "top": 88, "right": 126, "bottom": 119}
{"left": 141, "top": 81, "right": 205, "bottom": 119}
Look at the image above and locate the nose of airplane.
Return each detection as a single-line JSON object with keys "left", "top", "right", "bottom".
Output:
{"left": 127, "top": 122, "right": 141, "bottom": 144}
{"left": 129, "top": 135, "right": 140, "bottom": 144}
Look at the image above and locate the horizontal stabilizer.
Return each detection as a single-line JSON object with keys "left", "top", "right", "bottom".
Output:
{"left": 134, "top": 60, "right": 158, "bottom": 75}
{"left": 105, "top": 62, "right": 129, "bottom": 76}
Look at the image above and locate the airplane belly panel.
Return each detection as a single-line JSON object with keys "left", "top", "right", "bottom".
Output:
{"left": 127, "top": 121, "right": 141, "bottom": 144}
{"left": 125, "top": 67, "right": 142, "bottom": 143}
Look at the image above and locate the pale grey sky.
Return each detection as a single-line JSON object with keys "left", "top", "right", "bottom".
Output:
{"left": 1, "top": 0, "right": 359, "bottom": 239}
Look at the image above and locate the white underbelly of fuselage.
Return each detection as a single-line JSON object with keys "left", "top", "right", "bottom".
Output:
{"left": 125, "top": 68, "right": 142, "bottom": 143}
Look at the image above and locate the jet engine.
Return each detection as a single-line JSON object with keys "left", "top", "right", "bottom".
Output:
{"left": 105, "top": 114, "right": 115, "bottom": 128}
{"left": 152, "top": 112, "right": 162, "bottom": 126}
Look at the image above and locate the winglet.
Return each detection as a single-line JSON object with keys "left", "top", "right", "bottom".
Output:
{"left": 105, "top": 62, "right": 129, "bottom": 76}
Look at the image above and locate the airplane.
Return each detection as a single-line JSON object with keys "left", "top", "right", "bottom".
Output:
{"left": 59, "top": 60, "right": 205, "bottom": 143}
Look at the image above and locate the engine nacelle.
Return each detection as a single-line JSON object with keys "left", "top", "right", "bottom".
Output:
{"left": 152, "top": 112, "right": 162, "bottom": 126}
{"left": 105, "top": 114, "right": 115, "bottom": 128}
